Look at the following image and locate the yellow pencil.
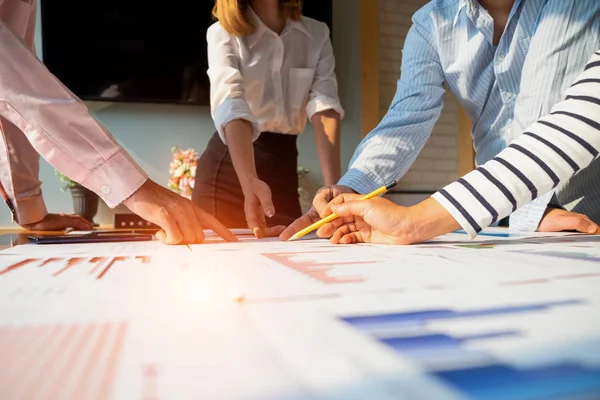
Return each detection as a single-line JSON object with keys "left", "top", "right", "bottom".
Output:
{"left": 288, "top": 181, "right": 397, "bottom": 241}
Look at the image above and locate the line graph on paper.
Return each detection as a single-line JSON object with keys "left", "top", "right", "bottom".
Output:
{"left": 0, "top": 321, "right": 128, "bottom": 400}
{"left": 0, "top": 256, "right": 151, "bottom": 280}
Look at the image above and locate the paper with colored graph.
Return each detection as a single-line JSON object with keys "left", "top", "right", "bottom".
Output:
{"left": 0, "top": 228, "right": 599, "bottom": 399}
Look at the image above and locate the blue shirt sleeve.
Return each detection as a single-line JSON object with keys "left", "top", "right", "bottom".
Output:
{"left": 338, "top": 10, "right": 446, "bottom": 194}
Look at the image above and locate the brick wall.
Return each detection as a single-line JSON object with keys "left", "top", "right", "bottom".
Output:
{"left": 378, "top": 0, "right": 460, "bottom": 191}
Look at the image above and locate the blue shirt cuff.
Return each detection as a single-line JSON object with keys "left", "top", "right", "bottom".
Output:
{"left": 508, "top": 192, "right": 553, "bottom": 232}
{"left": 338, "top": 169, "right": 383, "bottom": 194}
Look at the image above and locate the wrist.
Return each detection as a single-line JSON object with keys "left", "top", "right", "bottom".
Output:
{"left": 239, "top": 175, "right": 260, "bottom": 195}
{"left": 407, "top": 198, "right": 461, "bottom": 243}
{"left": 122, "top": 178, "right": 150, "bottom": 208}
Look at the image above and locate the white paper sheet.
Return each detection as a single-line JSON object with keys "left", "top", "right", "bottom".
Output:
{"left": 1, "top": 228, "right": 599, "bottom": 399}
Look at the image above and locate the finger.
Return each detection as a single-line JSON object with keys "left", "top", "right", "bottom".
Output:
{"left": 570, "top": 216, "right": 600, "bottom": 234}
{"left": 330, "top": 198, "right": 371, "bottom": 218}
{"left": 194, "top": 206, "right": 237, "bottom": 242}
{"left": 248, "top": 202, "right": 268, "bottom": 239}
{"left": 153, "top": 208, "right": 183, "bottom": 245}
{"left": 279, "top": 209, "right": 321, "bottom": 240}
{"left": 190, "top": 206, "right": 207, "bottom": 243}
{"left": 176, "top": 205, "right": 198, "bottom": 245}
{"left": 256, "top": 205, "right": 268, "bottom": 238}
{"left": 316, "top": 216, "right": 351, "bottom": 238}
{"left": 261, "top": 225, "right": 287, "bottom": 237}
{"left": 330, "top": 223, "right": 353, "bottom": 244}
{"left": 245, "top": 201, "right": 264, "bottom": 238}
{"left": 542, "top": 214, "right": 598, "bottom": 234}
{"left": 67, "top": 216, "right": 94, "bottom": 230}
{"left": 255, "top": 184, "right": 275, "bottom": 218}
{"left": 320, "top": 193, "right": 364, "bottom": 218}
{"left": 313, "top": 187, "right": 335, "bottom": 215}
{"left": 155, "top": 230, "right": 166, "bottom": 242}
{"left": 340, "top": 232, "right": 363, "bottom": 244}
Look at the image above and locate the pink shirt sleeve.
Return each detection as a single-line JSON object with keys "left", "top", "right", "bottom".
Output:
{"left": 0, "top": 117, "right": 47, "bottom": 225}
{"left": 0, "top": 7, "right": 147, "bottom": 220}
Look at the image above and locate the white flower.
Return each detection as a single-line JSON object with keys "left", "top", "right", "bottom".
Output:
{"left": 173, "top": 165, "right": 186, "bottom": 178}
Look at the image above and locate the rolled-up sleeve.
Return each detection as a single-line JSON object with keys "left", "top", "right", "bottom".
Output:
{"left": 207, "top": 24, "right": 260, "bottom": 144}
{"left": 306, "top": 24, "right": 344, "bottom": 120}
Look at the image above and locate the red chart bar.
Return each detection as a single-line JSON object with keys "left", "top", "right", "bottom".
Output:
{"left": 53, "top": 258, "right": 86, "bottom": 276}
{"left": 89, "top": 257, "right": 108, "bottom": 275}
{"left": 0, "top": 259, "right": 38, "bottom": 276}
{"left": 261, "top": 252, "right": 369, "bottom": 284}
{"left": 135, "top": 256, "right": 151, "bottom": 264}
{"left": 96, "top": 257, "right": 127, "bottom": 280}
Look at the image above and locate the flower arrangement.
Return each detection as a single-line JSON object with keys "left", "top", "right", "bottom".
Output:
{"left": 55, "top": 170, "right": 78, "bottom": 192}
{"left": 168, "top": 146, "right": 198, "bottom": 199}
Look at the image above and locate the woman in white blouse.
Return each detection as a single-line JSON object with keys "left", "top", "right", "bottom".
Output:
{"left": 193, "top": 0, "right": 344, "bottom": 238}
{"left": 316, "top": 50, "right": 600, "bottom": 244}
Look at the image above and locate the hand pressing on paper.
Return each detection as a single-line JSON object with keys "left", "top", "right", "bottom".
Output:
{"left": 537, "top": 207, "right": 599, "bottom": 234}
{"left": 279, "top": 184, "right": 356, "bottom": 240}
{"left": 123, "top": 179, "right": 237, "bottom": 244}
{"left": 318, "top": 194, "right": 460, "bottom": 245}
{"left": 241, "top": 178, "right": 286, "bottom": 238}
{"left": 21, "top": 213, "right": 94, "bottom": 231}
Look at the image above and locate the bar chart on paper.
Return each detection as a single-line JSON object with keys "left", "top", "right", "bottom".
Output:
{"left": 340, "top": 299, "right": 600, "bottom": 400}
{"left": 0, "top": 256, "right": 151, "bottom": 280}
{"left": 0, "top": 322, "right": 128, "bottom": 400}
{"left": 225, "top": 236, "right": 600, "bottom": 302}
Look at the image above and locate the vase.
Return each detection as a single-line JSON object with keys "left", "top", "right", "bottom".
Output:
{"left": 70, "top": 184, "right": 99, "bottom": 225}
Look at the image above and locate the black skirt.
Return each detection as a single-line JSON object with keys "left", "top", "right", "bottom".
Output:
{"left": 192, "top": 132, "right": 302, "bottom": 228}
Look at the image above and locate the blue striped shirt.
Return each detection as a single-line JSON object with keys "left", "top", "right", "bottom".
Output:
{"left": 434, "top": 50, "right": 600, "bottom": 238}
{"left": 339, "top": 0, "right": 600, "bottom": 230}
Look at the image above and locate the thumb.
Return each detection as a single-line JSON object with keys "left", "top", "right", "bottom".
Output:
{"left": 330, "top": 199, "right": 370, "bottom": 218}
{"left": 255, "top": 184, "right": 275, "bottom": 218}
{"left": 155, "top": 230, "right": 167, "bottom": 242}
{"left": 321, "top": 193, "right": 363, "bottom": 218}
{"left": 573, "top": 218, "right": 600, "bottom": 234}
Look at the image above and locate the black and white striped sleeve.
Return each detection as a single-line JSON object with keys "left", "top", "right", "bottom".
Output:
{"left": 432, "top": 50, "right": 600, "bottom": 238}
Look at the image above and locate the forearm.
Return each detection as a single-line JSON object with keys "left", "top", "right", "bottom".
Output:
{"left": 0, "top": 22, "right": 147, "bottom": 208}
{"left": 223, "top": 119, "right": 259, "bottom": 192}
{"left": 312, "top": 110, "right": 341, "bottom": 185}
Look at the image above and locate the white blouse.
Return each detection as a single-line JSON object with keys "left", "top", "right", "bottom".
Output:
{"left": 207, "top": 8, "right": 344, "bottom": 143}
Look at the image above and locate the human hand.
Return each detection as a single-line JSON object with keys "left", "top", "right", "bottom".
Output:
{"left": 319, "top": 196, "right": 461, "bottom": 245}
{"left": 537, "top": 207, "right": 599, "bottom": 234}
{"left": 123, "top": 179, "right": 237, "bottom": 244}
{"left": 314, "top": 194, "right": 415, "bottom": 244}
{"left": 241, "top": 178, "right": 286, "bottom": 238}
{"left": 21, "top": 213, "right": 93, "bottom": 231}
{"left": 279, "top": 184, "right": 355, "bottom": 240}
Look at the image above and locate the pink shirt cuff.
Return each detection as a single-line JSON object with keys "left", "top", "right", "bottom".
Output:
{"left": 13, "top": 195, "right": 48, "bottom": 226}
{"left": 81, "top": 149, "right": 148, "bottom": 208}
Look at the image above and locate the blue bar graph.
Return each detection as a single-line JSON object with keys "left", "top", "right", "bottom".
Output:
{"left": 341, "top": 300, "right": 581, "bottom": 331}
{"left": 340, "top": 299, "right": 600, "bottom": 400}
{"left": 380, "top": 331, "right": 518, "bottom": 368}
{"left": 436, "top": 363, "right": 600, "bottom": 400}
